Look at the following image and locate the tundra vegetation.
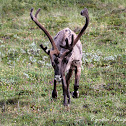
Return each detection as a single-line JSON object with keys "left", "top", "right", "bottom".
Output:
{"left": 0, "top": 0, "right": 126, "bottom": 125}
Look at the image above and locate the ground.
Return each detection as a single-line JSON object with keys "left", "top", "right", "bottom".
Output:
{"left": 0, "top": 0, "right": 126, "bottom": 125}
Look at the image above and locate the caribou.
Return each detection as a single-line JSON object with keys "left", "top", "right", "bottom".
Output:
{"left": 30, "top": 8, "right": 89, "bottom": 106}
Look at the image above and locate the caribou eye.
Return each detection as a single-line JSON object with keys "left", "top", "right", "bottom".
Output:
{"left": 63, "top": 58, "right": 68, "bottom": 64}
{"left": 52, "top": 62, "right": 55, "bottom": 68}
{"left": 54, "top": 58, "right": 59, "bottom": 64}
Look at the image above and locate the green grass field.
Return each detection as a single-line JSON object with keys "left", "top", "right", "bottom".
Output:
{"left": 0, "top": 0, "right": 126, "bottom": 125}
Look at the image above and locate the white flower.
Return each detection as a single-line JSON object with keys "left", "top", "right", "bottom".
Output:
{"left": 43, "top": 56, "right": 48, "bottom": 60}
{"left": 27, "top": 42, "right": 40, "bottom": 56}
{"left": 0, "top": 40, "right": 3, "bottom": 43}
{"left": 29, "top": 56, "right": 36, "bottom": 63}
{"left": 92, "top": 54, "right": 101, "bottom": 61}
{"left": 104, "top": 56, "right": 115, "bottom": 61}
{"left": 20, "top": 48, "right": 26, "bottom": 54}
{"left": 46, "top": 63, "right": 51, "bottom": 67}
{"left": 13, "top": 34, "right": 20, "bottom": 39}
{"left": 0, "top": 45, "right": 5, "bottom": 47}
{"left": 23, "top": 73, "right": 29, "bottom": 78}
{"left": 37, "top": 60, "right": 45, "bottom": 65}
{"left": 7, "top": 60, "right": 12, "bottom": 65}
{"left": 22, "top": 59, "right": 26, "bottom": 63}
{"left": 0, "top": 52, "right": 5, "bottom": 58}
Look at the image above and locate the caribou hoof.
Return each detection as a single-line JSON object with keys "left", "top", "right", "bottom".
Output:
{"left": 52, "top": 90, "right": 57, "bottom": 98}
{"left": 63, "top": 103, "right": 68, "bottom": 106}
{"left": 72, "top": 91, "right": 79, "bottom": 98}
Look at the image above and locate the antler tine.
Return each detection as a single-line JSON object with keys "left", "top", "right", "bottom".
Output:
{"left": 40, "top": 44, "right": 50, "bottom": 55}
{"left": 30, "top": 8, "right": 59, "bottom": 55}
{"left": 60, "top": 35, "right": 74, "bottom": 58}
{"left": 60, "top": 38, "right": 69, "bottom": 49}
{"left": 35, "top": 8, "right": 41, "bottom": 18}
{"left": 60, "top": 35, "right": 74, "bottom": 50}
{"left": 70, "top": 35, "right": 74, "bottom": 46}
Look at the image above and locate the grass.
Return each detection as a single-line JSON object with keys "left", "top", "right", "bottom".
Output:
{"left": 0, "top": 0, "right": 126, "bottom": 125}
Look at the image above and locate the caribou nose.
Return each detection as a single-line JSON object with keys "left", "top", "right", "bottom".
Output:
{"left": 54, "top": 75, "right": 62, "bottom": 82}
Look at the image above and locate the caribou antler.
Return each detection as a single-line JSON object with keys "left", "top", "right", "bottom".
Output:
{"left": 61, "top": 8, "right": 89, "bottom": 58}
{"left": 30, "top": 8, "right": 59, "bottom": 56}
{"left": 72, "top": 8, "right": 89, "bottom": 47}
{"left": 30, "top": 8, "right": 89, "bottom": 58}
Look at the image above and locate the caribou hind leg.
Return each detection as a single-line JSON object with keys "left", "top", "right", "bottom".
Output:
{"left": 72, "top": 65, "right": 81, "bottom": 98}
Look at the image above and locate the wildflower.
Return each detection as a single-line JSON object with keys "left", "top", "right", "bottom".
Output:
{"left": 43, "top": 56, "right": 48, "bottom": 60}
{"left": 29, "top": 56, "right": 36, "bottom": 63}
{"left": 46, "top": 63, "right": 51, "bottom": 67}
{"left": 23, "top": 73, "right": 29, "bottom": 78}
{"left": 37, "top": 60, "right": 45, "bottom": 65}
{"left": 50, "top": 81, "right": 53, "bottom": 86}
{"left": 0, "top": 40, "right": 3, "bottom": 43}
{"left": 13, "top": 34, "right": 20, "bottom": 39}
{"left": 20, "top": 48, "right": 26, "bottom": 54}
{"left": 104, "top": 56, "right": 115, "bottom": 61}
{"left": 0, "top": 45, "right": 5, "bottom": 47}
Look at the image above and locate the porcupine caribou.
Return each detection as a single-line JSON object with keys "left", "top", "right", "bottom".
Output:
{"left": 30, "top": 8, "right": 89, "bottom": 106}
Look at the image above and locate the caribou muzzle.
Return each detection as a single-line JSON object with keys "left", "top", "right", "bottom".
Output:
{"left": 54, "top": 75, "right": 62, "bottom": 82}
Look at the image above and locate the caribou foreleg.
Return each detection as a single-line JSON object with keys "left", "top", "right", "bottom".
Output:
{"left": 66, "top": 69, "right": 73, "bottom": 104}
{"left": 52, "top": 80, "right": 58, "bottom": 98}
{"left": 62, "top": 75, "right": 68, "bottom": 106}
